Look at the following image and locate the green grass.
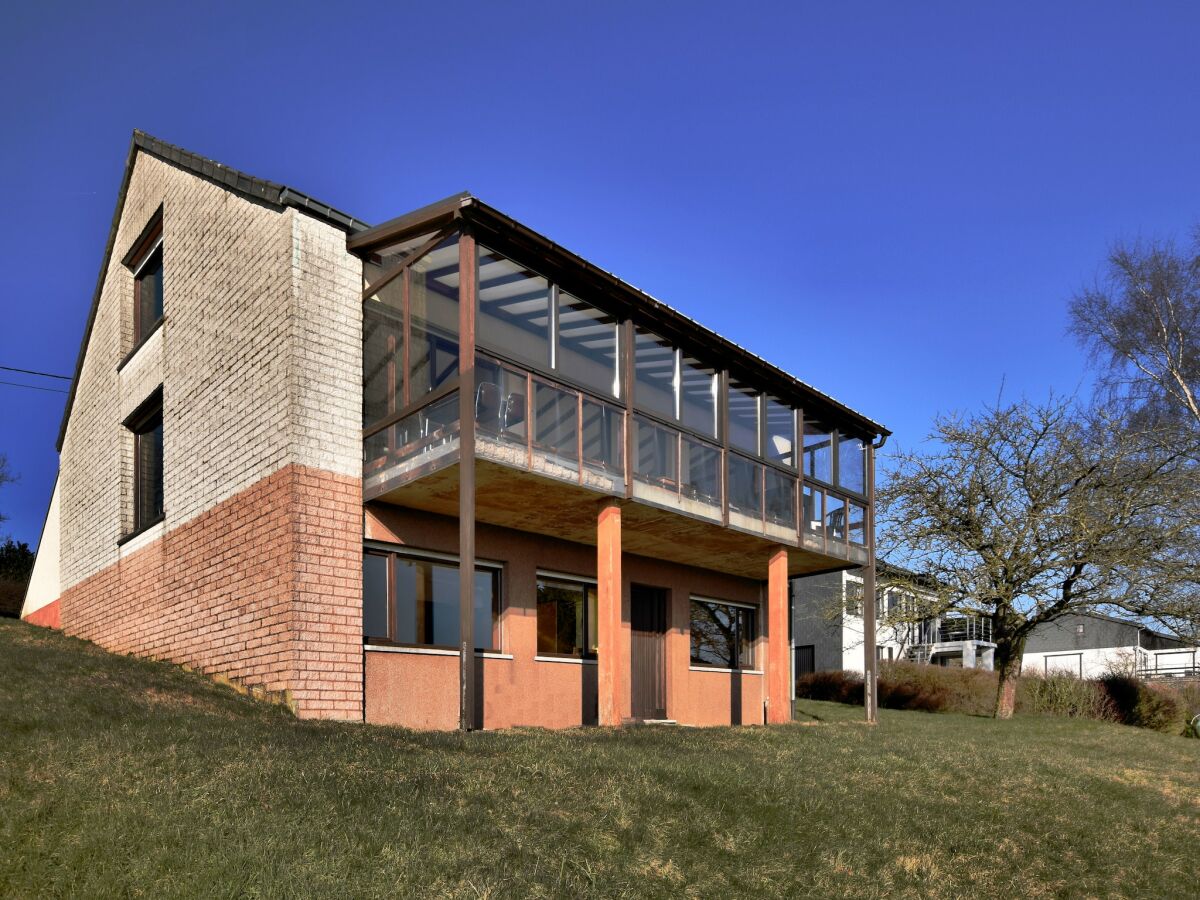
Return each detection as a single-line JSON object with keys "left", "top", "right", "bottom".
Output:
{"left": 2, "top": 619, "right": 1198, "bottom": 898}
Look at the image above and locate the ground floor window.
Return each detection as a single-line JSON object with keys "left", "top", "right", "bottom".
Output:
{"left": 536, "top": 575, "right": 598, "bottom": 657}
{"left": 689, "top": 598, "right": 756, "bottom": 669}
{"left": 363, "top": 549, "right": 500, "bottom": 651}
{"left": 795, "top": 644, "right": 815, "bottom": 678}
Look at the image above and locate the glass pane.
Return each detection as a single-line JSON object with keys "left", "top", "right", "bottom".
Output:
{"left": 363, "top": 553, "right": 389, "bottom": 639}
{"left": 838, "top": 434, "right": 865, "bottom": 494}
{"left": 558, "top": 291, "right": 619, "bottom": 398}
{"left": 634, "top": 328, "right": 676, "bottom": 420}
{"left": 802, "top": 486, "right": 823, "bottom": 536}
{"left": 393, "top": 557, "right": 498, "bottom": 649}
{"left": 848, "top": 502, "right": 867, "bottom": 546}
{"left": 690, "top": 600, "right": 736, "bottom": 668}
{"left": 633, "top": 415, "right": 677, "bottom": 486}
{"left": 765, "top": 397, "right": 795, "bottom": 467}
{"left": 581, "top": 398, "right": 622, "bottom": 473}
{"left": 826, "top": 494, "right": 846, "bottom": 541}
{"left": 680, "top": 437, "right": 720, "bottom": 504}
{"left": 475, "top": 358, "right": 527, "bottom": 445}
{"left": 136, "top": 247, "right": 163, "bottom": 337}
{"left": 727, "top": 377, "right": 759, "bottom": 455}
{"left": 737, "top": 607, "right": 755, "bottom": 669}
{"left": 537, "top": 579, "right": 592, "bottom": 656}
{"left": 135, "top": 414, "right": 163, "bottom": 529}
{"left": 764, "top": 468, "right": 796, "bottom": 528}
{"left": 477, "top": 246, "right": 551, "bottom": 368}
{"left": 727, "top": 454, "right": 762, "bottom": 517}
{"left": 533, "top": 382, "right": 577, "bottom": 460}
{"left": 803, "top": 421, "right": 833, "bottom": 483}
{"left": 410, "top": 235, "right": 460, "bottom": 397}
{"left": 363, "top": 297, "right": 403, "bottom": 427}
{"left": 586, "top": 586, "right": 599, "bottom": 654}
{"left": 365, "top": 229, "right": 441, "bottom": 276}
{"left": 680, "top": 356, "right": 717, "bottom": 437}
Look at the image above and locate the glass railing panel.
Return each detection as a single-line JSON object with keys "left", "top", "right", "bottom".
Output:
{"left": 363, "top": 390, "right": 460, "bottom": 498}
{"left": 581, "top": 397, "right": 623, "bottom": 475}
{"left": 680, "top": 436, "right": 720, "bottom": 505}
{"left": 727, "top": 453, "right": 762, "bottom": 520}
{"left": 633, "top": 415, "right": 678, "bottom": 488}
{"left": 475, "top": 358, "right": 528, "bottom": 445}
{"left": 764, "top": 467, "right": 796, "bottom": 529}
{"left": 531, "top": 380, "right": 579, "bottom": 478}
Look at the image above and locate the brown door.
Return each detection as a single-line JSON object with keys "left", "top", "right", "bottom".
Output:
{"left": 631, "top": 585, "right": 668, "bottom": 720}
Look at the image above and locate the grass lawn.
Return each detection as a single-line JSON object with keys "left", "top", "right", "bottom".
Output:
{"left": 2, "top": 619, "right": 1198, "bottom": 898}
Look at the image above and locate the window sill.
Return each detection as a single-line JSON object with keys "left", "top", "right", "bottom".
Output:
{"left": 116, "top": 316, "right": 165, "bottom": 372}
{"left": 688, "top": 665, "right": 762, "bottom": 675}
{"left": 363, "top": 644, "right": 512, "bottom": 660}
{"left": 534, "top": 655, "right": 598, "bottom": 665}
{"left": 117, "top": 513, "right": 165, "bottom": 547}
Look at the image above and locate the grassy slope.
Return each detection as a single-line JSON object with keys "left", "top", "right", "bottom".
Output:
{"left": 1, "top": 620, "right": 1197, "bottom": 899}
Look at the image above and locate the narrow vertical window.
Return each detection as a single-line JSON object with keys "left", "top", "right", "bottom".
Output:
{"left": 127, "top": 212, "right": 164, "bottom": 347}
{"left": 127, "top": 391, "right": 164, "bottom": 532}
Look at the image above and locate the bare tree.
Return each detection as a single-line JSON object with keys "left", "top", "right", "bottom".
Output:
{"left": 0, "top": 454, "right": 12, "bottom": 528}
{"left": 879, "top": 396, "right": 1197, "bottom": 719}
{"left": 1070, "top": 231, "right": 1200, "bottom": 430}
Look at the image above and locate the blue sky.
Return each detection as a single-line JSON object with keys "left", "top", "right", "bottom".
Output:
{"left": 2, "top": 2, "right": 1199, "bottom": 548}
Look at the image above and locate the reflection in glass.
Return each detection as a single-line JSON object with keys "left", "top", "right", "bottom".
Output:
{"left": 558, "top": 291, "right": 619, "bottom": 398}
{"left": 390, "top": 556, "right": 499, "bottom": 650}
{"left": 537, "top": 578, "right": 597, "bottom": 656}
{"left": 634, "top": 328, "right": 676, "bottom": 420}
{"left": 764, "top": 468, "right": 796, "bottom": 528}
{"left": 582, "top": 398, "right": 622, "bottom": 473}
{"left": 363, "top": 553, "right": 389, "bottom": 639}
{"left": 681, "top": 437, "right": 720, "bottom": 504}
{"left": 533, "top": 381, "right": 577, "bottom": 460}
{"left": 804, "top": 421, "right": 833, "bottom": 483}
{"left": 826, "top": 494, "right": 846, "bottom": 541}
{"left": 728, "top": 377, "right": 759, "bottom": 454}
{"left": 475, "top": 358, "right": 527, "bottom": 444}
{"left": 410, "top": 235, "right": 461, "bottom": 397}
{"left": 765, "top": 397, "right": 795, "bottom": 467}
{"left": 727, "top": 454, "right": 762, "bottom": 517}
{"left": 477, "top": 247, "right": 551, "bottom": 368}
{"left": 634, "top": 415, "right": 678, "bottom": 485}
{"left": 802, "top": 486, "right": 823, "bottom": 536}
{"left": 680, "top": 356, "right": 717, "bottom": 437}
{"left": 689, "top": 599, "right": 755, "bottom": 669}
{"left": 839, "top": 434, "right": 866, "bottom": 494}
{"left": 848, "top": 502, "right": 867, "bottom": 545}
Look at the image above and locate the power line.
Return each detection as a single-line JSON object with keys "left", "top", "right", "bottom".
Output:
{"left": 0, "top": 364, "right": 72, "bottom": 381}
{"left": 0, "top": 379, "right": 69, "bottom": 395}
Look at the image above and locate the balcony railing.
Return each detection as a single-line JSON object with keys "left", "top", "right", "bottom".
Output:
{"left": 910, "top": 616, "right": 994, "bottom": 646}
{"left": 364, "top": 353, "right": 871, "bottom": 562}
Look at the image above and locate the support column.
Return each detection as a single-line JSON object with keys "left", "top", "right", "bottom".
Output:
{"left": 863, "top": 440, "right": 879, "bottom": 725}
{"left": 962, "top": 642, "right": 977, "bottom": 669}
{"left": 597, "top": 498, "right": 623, "bottom": 726}
{"left": 767, "top": 547, "right": 791, "bottom": 724}
{"left": 458, "top": 230, "right": 477, "bottom": 732}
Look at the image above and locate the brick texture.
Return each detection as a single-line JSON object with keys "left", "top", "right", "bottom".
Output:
{"left": 59, "top": 464, "right": 363, "bottom": 718}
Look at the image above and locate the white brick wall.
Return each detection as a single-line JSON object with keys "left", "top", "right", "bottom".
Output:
{"left": 60, "top": 152, "right": 363, "bottom": 592}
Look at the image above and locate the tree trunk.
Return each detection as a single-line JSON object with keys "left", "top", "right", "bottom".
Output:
{"left": 993, "top": 636, "right": 1026, "bottom": 719}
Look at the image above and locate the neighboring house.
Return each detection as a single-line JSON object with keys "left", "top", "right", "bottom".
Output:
{"left": 21, "top": 131, "right": 890, "bottom": 730}
{"left": 791, "top": 564, "right": 996, "bottom": 677}
{"left": 1022, "top": 612, "right": 1198, "bottom": 680}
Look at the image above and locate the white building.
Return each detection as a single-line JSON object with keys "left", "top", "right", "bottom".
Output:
{"left": 1022, "top": 612, "right": 1197, "bottom": 680}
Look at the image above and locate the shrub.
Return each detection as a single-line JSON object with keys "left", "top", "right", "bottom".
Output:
{"left": 1099, "top": 675, "right": 1184, "bottom": 733}
{"left": 795, "top": 670, "right": 863, "bottom": 705}
{"left": 880, "top": 662, "right": 997, "bottom": 716}
{"left": 1017, "top": 672, "right": 1116, "bottom": 722}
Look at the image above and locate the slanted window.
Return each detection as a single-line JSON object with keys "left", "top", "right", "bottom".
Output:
{"left": 362, "top": 548, "right": 500, "bottom": 651}
{"left": 126, "top": 390, "right": 164, "bottom": 533}
{"left": 536, "top": 576, "right": 598, "bottom": 657}
{"left": 690, "top": 598, "right": 756, "bottom": 669}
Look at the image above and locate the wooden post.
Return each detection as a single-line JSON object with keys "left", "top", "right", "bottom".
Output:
{"left": 597, "top": 498, "right": 623, "bottom": 726}
{"left": 863, "top": 440, "right": 878, "bottom": 725}
{"left": 767, "top": 547, "right": 791, "bottom": 724}
{"left": 458, "top": 230, "right": 477, "bottom": 731}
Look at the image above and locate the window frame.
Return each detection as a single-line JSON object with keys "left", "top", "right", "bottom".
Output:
{"left": 688, "top": 596, "right": 758, "bottom": 671}
{"left": 535, "top": 572, "right": 599, "bottom": 659}
{"left": 124, "top": 210, "right": 165, "bottom": 353}
{"left": 361, "top": 545, "right": 503, "bottom": 653}
{"left": 122, "top": 387, "right": 165, "bottom": 540}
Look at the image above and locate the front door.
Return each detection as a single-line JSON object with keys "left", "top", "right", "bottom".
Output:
{"left": 631, "top": 585, "right": 668, "bottom": 720}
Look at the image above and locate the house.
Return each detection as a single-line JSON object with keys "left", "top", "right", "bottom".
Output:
{"left": 1022, "top": 612, "right": 1198, "bottom": 680}
{"left": 20, "top": 131, "right": 890, "bottom": 730}
{"left": 791, "top": 563, "right": 996, "bottom": 677}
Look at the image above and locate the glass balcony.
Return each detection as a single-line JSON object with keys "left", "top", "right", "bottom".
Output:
{"left": 364, "top": 390, "right": 460, "bottom": 498}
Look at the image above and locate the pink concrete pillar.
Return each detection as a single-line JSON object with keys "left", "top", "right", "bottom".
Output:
{"left": 597, "top": 499, "right": 624, "bottom": 726}
{"left": 767, "top": 547, "right": 791, "bottom": 724}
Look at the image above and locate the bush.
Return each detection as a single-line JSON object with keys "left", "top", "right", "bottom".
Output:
{"left": 1017, "top": 672, "right": 1116, "bottom": 722}
{"left": 795, "top": 670, "right": 863, "bottom": 705}
{"left": 880, "top": 662, "right": 996, "bottom": 716}
{"left": 1099, "top": 674, "right": 1184, "bottom": 733}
